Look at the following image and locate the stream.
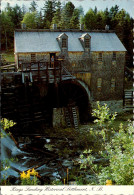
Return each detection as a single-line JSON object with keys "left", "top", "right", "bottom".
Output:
{"left": 1, "top": 127, "right": 80, "bottom": 185}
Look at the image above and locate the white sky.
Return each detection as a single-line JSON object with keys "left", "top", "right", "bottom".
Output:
{"left": 1, "top": 0, "right": 134, "bottom": 18}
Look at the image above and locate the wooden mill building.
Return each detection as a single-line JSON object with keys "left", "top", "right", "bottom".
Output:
{"left": 2, "top": 27, "right": 126, "bottom": 129}
{"left": 14, "top": 28, "right": 126, "bottom": 101}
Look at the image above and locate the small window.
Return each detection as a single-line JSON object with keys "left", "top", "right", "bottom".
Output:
{"left": 62, "top": 38, "right": 67, "bottom": 48}
{"left": 98, "top": 53, "right": 102, "bottom": 61}
{"left": 31, "top": 54, "right": 36, "bottom": 63}
{"left": 112, "top": 52, "right": 116, "bottom": 61}
{"left": 85, "top": 38, "right": 90, "bottom": 48}
{"left": 97, "top": 78, "right": 102, "bottom": 89}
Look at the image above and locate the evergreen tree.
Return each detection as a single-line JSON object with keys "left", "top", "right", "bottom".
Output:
{"left": 1, "top": 11, "right": 14, "bottom": 50}
{"left": 22, "top": 4, "right": 27, "bottom": 16}
{"left": 42, "top": 0, "right": 56, "bottom": 28}
{"left": 29, "top": 1, "right": 38, "bottom": 12}
{"left": 104, "top": 8, "right": 111, "bottom": 27}
{"left": 37, "top": 11, "right": 44, "bottom": 29}
{"left": 70, "top": 9, "right": 80, "bottom": 29}
{"left": 60, "top": 1, "right": 75, "bottom": 29}
{"left": 5, "top": 3, "right": 23, "bottom": 29}
{"left": 95, "top": 12, "right": 104, "bottom": 29}
{"left": 51, "top": 1, "right": 62, "bottom": 28}
{"left": 83, "top": 8, "right": 96, "bottom": 30}
{"left": 94, "top": 6, "right": 97, "bottom": 14}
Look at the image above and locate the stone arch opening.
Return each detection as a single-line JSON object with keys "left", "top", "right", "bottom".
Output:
{"left": 57, "top": 79, "right": 91, "bottom": 123}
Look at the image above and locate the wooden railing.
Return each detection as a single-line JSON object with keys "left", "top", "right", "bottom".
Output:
{"left": 1, "top": 60, "right": 76, "bottom": 84}
{"left": 20, "top": 60, "right": 75, "bottom": 84}
{"left": 1, "top": 63, "right": 16, "bottom": 72}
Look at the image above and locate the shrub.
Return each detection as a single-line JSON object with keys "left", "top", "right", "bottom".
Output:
{"left": 78, "top": 102, "right": 134, "bottom": 185}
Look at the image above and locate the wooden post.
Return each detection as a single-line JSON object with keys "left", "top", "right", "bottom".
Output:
{"left": 54, "top": 68, "right": 56, "bottom": 85}
{"left": 67, "top": 168, "right": 69, "bottom": 184}
{"left": 123, "top": 90, "right": 125, "bottom": 107}
{"left": 30, "top": 62, "right": 31, "bottom": 72}
{"left": 21, "top": 63, "right": 23, "bottom": 72}
{"left": 46, "top": 62, "right": 49, "bottom": 84}
{"left": 60, "top": 61, "right": 62, "bottom": 82}
{"left": 131, "top": 91, "right": 133, "bottom": 105}
{"left": 38, "top": 62, "right": 40, "bottom": 80}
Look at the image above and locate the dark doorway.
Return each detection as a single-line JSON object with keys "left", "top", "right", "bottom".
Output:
{"left": 50, "top": 53, "right": 56, "bottom": 68}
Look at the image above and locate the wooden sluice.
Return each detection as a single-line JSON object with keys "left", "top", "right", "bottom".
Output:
{"left": 1, "top": 61, "right": 75, "bottom": 85}
{"left": 1, "top": 61, "right": 77, "bottom": 131}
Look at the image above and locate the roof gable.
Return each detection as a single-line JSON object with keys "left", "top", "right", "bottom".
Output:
{"left": 80, "top": 33, "right": 91, "bottom": 39}
{"left": 58, "top": 33, "right": 68, "bottom": 39}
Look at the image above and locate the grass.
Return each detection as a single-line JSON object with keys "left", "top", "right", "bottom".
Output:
{"left": 2, "top": 50, "right": 14, "bottom": 62}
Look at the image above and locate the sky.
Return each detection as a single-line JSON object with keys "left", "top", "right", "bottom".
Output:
{"left": 1, "top": 0, "right": 134, "bottom": 18}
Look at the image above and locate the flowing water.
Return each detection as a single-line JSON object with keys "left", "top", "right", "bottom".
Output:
{"left": 1, "top": 128, "right": 79, "bottom": 184}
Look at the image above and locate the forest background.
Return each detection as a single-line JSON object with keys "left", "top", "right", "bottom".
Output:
{"left": 1, "top": 0, "right": 133, "bottom": 67}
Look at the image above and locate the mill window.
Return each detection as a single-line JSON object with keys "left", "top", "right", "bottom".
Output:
{"left": 62, "top": 38, "right": 67, "bottom": 48}
{"left": 85, "top": 38, "right": 90, "bottom": 48}
{"left": 112, "top": 52, "right": 116, "bottom": 61}
{"left": 98, "top": 53, "right": 102, "bottom": 61}
{"left": 31, "top": 53, "right": 36, "bottom": 63}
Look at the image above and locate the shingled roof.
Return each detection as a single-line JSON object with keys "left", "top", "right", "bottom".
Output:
{"left": 14, "top": 30, "right": 126, "bottom": 53}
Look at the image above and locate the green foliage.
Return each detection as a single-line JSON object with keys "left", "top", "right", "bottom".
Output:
{"left": 78, "top": 102, "right": 134, "bottom": 185}
{"left": 2, "top": 51, "right": 14, "bottom": 62}
{"left": 1, "top": 11, "right": 14, "bottom": 50}
{"left": 29, "top": 1, "right": 38, "bottom": 12}
{"left": 1, "top": 118, "right": 16, "bottom": 130}
{"left": 59, "top": 1, "right": 76, "bottom": 29}
{"left": 1, "top": 118, "right": 17, "bottom": 185}
{"left": 70, "top": 9, "right": 80, "bottom": 29}
{"left": 51, "top": 180, "right": 62, "bottom": 185}
{"left": 51, "top": 4, "right": 61, "bottom": 29}
{"left": 92, "top": 101, "right": 117, "bottom": 127}
{"left": 42, "top": 0, "right": 56, "bottom": 28}
{"left": 21, "top": 12, "right": 39, "bottom": 29}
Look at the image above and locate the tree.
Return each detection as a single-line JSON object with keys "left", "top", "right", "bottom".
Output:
{"left": 104, "top": 8, "right": 111, "bottom": 26}
{"left": 21, "top": 12, "right": 39, "bottom": 29}
{"left": 5, "top": 4, "right": 23, "bottom": 29}
{"left": 37, "top": 11, "right": 44, "bottom": 29}
{"left": 1, "top": 11, "right": 14, "bottom": 50}
{"left": 114, "top": 9, "right": 133, "bottom": 67}
{"left": 60, "top": 1, "right": 75, "bottom": 29}
{"left": 29, "top": 1, "right": 38, "bottom": 12}
{"left": 94, "top": 6, "right": 97, "bottom": 14}
{"left": 95, "top": 11, "right": 105, "bottom": 29}
{"left": 83, "top": 8, "right": 96, "bottom": 30}
{"left": 51, "top": 1, "right": 62, "bottom": 28}
{"left": 42, "top": 0, "right": 56, "bottom": 28}
{"left": 22, "top": 4, "right": 27, "bottom": 16}
{"left": 109, "top": 5, "right": 119, "bottom": 18}
{"left": 70, "top": 8, "right": 80, "bottom": 29}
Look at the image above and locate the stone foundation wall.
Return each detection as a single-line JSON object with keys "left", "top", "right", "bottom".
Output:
{"left": 53, "top": 108, "right": 66, "bottom": 128}
{"left": 90, "top": 51, "right": 125, "bottom": 101}
{"left": 52, "top": 107, "right": 79, "bottom": 128}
